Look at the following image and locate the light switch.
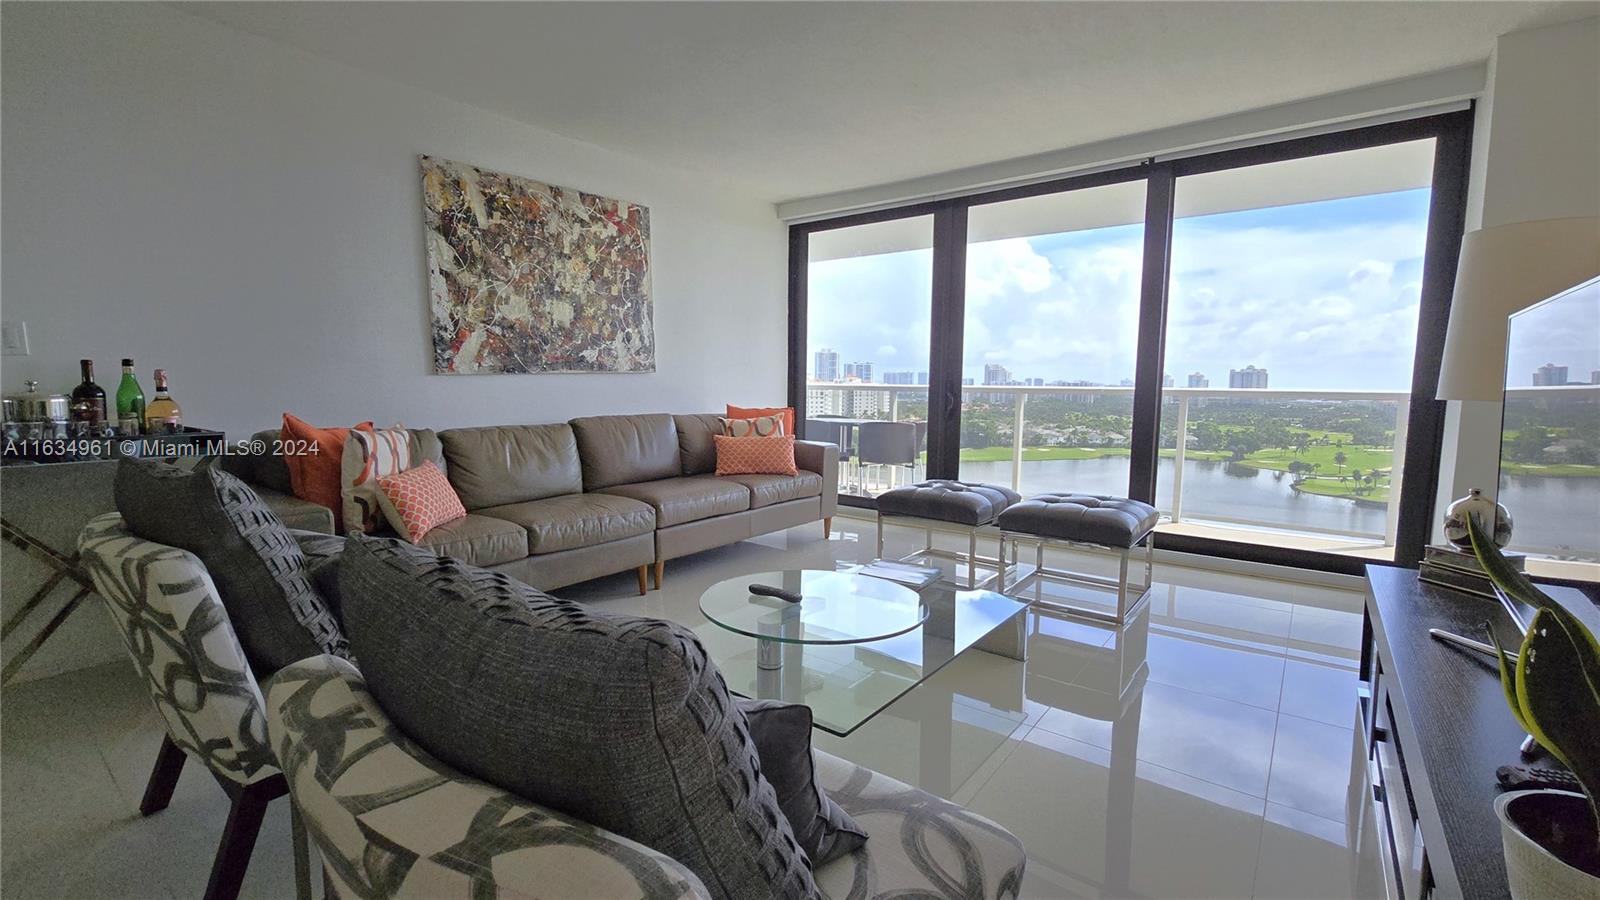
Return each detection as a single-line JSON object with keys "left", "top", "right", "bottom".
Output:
{"left": 0, "top": 321, "right": 28, "bottom": 356}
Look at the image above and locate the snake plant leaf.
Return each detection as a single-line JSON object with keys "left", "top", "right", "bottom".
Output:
{"left": 1486, "top": 622, "right": 1533, "bottom": 735}
{"left": 1513, "top": 607, "right": 1600, "bottom": 835}
{"left": 1468, "top": 515, "right": 1600, "bottom": 662}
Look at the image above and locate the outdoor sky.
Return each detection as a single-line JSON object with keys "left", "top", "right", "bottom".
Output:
{"left": 808, "top": 188, "right": 1439, "bottom": 391}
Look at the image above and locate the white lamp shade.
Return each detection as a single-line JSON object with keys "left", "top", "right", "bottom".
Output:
{"left": 1437, "top": 216, "right": 1600, "bottom": 401}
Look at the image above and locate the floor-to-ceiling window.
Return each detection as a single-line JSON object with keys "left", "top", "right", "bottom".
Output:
{"left": 958, "top": 181, "right": 1147, "bottom": 496}
{"left": 1155, "top": 140, "right": 1437, "bottom": 561}
{"left": 789, "top": 113, "right": 1471, "bottom": 572}
{"left": 803, "top": 215, "right": 934, "bottom": 498}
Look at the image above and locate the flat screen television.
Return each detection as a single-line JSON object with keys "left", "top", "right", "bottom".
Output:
{"left": 1498, "top": 274, "right": 1599, "bottom": 577}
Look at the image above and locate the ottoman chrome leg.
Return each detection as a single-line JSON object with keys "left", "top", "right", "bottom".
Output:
{"left": 876, "top": 511, "right": 885, "bottom": 559}
{"left": 968, "top": 530, "right": 979, "bottom": 589}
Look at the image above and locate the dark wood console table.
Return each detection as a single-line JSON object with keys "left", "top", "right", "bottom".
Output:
{"left": 1358, "top": 564, "right": 1599, "bottom": 900}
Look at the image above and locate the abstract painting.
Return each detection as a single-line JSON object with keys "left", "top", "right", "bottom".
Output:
{"left": 421, "top": 156, "right": 654, "bottom": 374}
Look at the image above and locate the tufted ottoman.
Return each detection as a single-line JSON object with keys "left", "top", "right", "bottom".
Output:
{"left": 874, "top": 480, "right": 1022, "bottom": 588}
{"left": 996, "top": 493, "right": 1159, "bottom": 624}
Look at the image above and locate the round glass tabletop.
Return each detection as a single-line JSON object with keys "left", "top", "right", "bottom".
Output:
{"left": 699, "top": 569, "right": 929, "bottom": 645}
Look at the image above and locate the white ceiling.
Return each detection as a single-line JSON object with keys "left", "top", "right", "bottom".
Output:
{"left": 181, "top": 1, "right": 1595, "bottom": 204}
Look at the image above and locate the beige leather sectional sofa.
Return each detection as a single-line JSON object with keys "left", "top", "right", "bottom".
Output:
{"left": 223, "top": 413, "right": 839, "bottom": 593}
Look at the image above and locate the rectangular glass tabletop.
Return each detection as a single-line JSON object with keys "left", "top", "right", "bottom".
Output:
{"left": 695, "top": 569, "right": 1032, "bottom": 736}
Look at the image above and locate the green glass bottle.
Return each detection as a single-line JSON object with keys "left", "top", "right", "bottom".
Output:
{"left": 115, "top": 358, "right": 145, "bottom": 435}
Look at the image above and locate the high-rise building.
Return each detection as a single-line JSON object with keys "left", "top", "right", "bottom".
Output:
{"left": 1162, "top": 373, "right": 1175, "bottom": 388}
{"left": 1025, "top": 377, "right": 1044, "bottom": 387}
{"left": 983, "top": 364, "right": 1011, "bottom": 385}
{"left": 883, "top": 371, "right": 917, "bottom": 385}
{"left": 1229, "top": 365, "right": 1269, "bottom": 389}
{"left": 1592, "top": 370, "right": 1600, "bottom": 385}
{"left": 916, "top": 372, "right": 929, "bottom": 385}
{"left": 1187, "top": 372, "right": 1209, "bottom": 388}
{"left": 1532, "top": 363, "right": 1569, "bottom": 386}
{"left": 813, "top": 348, "right": 839, "bottom": 382}
{"left": 843, "top": 361, "right": 873, "bottom": 383}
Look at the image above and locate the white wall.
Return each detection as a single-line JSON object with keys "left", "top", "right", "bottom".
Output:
{"left": 1, "top": 3, "right": 788, "bottom": 439}
{"left": 1436, "top": 15, "right": 1600, "bottom": 533}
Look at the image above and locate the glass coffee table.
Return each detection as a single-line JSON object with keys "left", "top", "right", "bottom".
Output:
{"left": 697, "top": 567, "right": 1032, "bottom": 735}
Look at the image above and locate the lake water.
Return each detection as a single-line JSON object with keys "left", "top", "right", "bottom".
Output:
{"left": 953, "top": 457, "right": 1599, "bottom": 560}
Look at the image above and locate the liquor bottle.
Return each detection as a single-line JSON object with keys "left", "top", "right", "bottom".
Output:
{"left": 144, "top": 368, "right": 182, "bottom": 435}
{"left": 69, "top": 359, "right": 107, "bottom": 434}
{"left": 115, "top": 358, "right": 145, "bottom": 436}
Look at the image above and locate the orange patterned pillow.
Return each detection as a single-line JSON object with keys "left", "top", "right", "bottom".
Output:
{"left": 376, "top": 461, "right": 467, "bottom": 542}
{"left": 714, "top": 434, "right": 798, "bottom": 477}
{"left": 720, "top": 414, "right": 786, "bottom": 437}
{"left": 726, "top": 405, "right": 795, "bottom": 436}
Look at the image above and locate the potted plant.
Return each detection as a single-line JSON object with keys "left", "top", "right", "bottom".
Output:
{"left": 1468, "top": 516, "right": 1600, "bottom": 898}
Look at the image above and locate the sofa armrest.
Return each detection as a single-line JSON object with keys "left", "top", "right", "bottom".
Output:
{"left": 264, "top": 656, "right": 711, "bottom": 900}
{"left": 794, "top": 440, "right": 839, "bottom": 517}
{"left": 254, "top": 487, "right": 335, "bottom": 534}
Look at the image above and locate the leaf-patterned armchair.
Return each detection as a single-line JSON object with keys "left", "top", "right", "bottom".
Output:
{"left": 77, "top": 513, "right": 310, "bottom": 900}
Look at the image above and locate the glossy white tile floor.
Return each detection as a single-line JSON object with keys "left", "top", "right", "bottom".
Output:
{"left": 1, "top": 512, "right": 1374, "bottom": 899}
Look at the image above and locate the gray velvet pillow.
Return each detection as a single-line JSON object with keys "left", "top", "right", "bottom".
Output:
{"left": 113, "top": 459, "right": 350, "bottom": 677}
{"left": 335, "top": 535, "right": 816, "bottom": 900}
{"left": 737, "top": 698, "right": 868, "bottom": 866}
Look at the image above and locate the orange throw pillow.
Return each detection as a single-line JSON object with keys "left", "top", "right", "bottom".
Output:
{"left": 714, "top": 434, "right": 798, "bottom": 477}
{"left": 726, "top": 405, "right": 795, "bottom": 437}
{"left": 281, "top": 413, "right": 372, "bottom": 533}
{"left": 376, "top": 461, "right": 467, "bottom": 542}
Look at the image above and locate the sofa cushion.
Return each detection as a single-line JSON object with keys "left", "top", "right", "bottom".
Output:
{"left": 439, "top": 424, "right": 582, "bottom": 509}
{"left": 337, "top": 536, "right": 817, "bottom": 900}
{"left": 737, "top": 699, "right": 867, "bottom": 866}
{"left": 570, "top": 414, "right": 681, "bottom": 490}
{"left": 722, "top": 471, "right": 824, "bottom": 509}
{"left": 412, "top": 512, "right": 528, "bottom": 567}
{"left": 599, "top": 475, "right": 751, "bottom": 528}
{"left": 477, "top": 493, "right": 655, "bottom": 555}
{"left": 222, "top": 427, "right": 445, "bottom": 499}
{"left": 674, "top": 413, "right": 723, "bottom": 476}
{"left": 113, "top": 459, "right": 350, "bottom": 678}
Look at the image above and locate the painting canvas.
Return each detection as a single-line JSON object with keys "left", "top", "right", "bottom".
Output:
{"left": 421, "top": 156, "right": 655, "bottom": 374}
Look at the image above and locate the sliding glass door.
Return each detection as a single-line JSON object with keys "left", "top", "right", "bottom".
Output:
{"left": 802, "top": 215, "right": 934, "bottom": 499}
{"left": 789, "top": 112, "right": 1472, "bottom": 571}
{"left": 1156, "top": 140, "right": 1437, "bottom": 560}
{"left": 958, "top": 180, "right": 1147, "bottom": 495}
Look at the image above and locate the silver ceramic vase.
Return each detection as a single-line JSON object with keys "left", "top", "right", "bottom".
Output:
{"left": 1443, "top": 487, "right": 1513, "bottom": 549}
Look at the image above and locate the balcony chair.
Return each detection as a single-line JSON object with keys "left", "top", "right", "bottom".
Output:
{"left": 857, "top": 421, "right": 918, "bottom": 494}
{"left": 805, "top": 417, "right": 858, "bottom": 493}
{"left": 77, "top": 513, "right": 312, "bottom": 900}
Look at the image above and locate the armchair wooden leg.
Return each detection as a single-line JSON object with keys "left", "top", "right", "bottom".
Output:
{"left": 823, "top": 516, "right": 832, "bottom": 539}
{"left": 636, "top": 565, "right": 649, "bottom": 596}
{"left": 653, "top": 559, "right": 665, "bottom": 591}
{"left": 140, "top": 734, "right": 186, "bottom": 816}
{"left": 203, "top": 780, "right": 276, "bottom": 900}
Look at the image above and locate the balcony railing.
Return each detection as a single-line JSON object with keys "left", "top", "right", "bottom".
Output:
{"left": 806, "top": 381, "right": 1411, "bottom": 548}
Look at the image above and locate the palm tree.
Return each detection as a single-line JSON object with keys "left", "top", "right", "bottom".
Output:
{"left": 1334, "top": 450, "right": 1348, "bottom": 476}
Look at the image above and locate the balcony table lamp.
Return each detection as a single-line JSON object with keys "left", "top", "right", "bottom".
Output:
{"left": 1437, "top": 216, "right": 1600, "bottom": 402}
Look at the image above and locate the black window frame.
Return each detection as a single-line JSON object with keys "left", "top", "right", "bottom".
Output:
{"left": 789, "top": 109, "right": 1473, "bottom": 574}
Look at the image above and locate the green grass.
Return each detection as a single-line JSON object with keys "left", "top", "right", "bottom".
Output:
{"left": 1501, "top": 462, "right": 1600, "bottom": 477}
{"left": 1245, "top": 444, "right": 1394, "bottom": 475}
{"left": 1292, "top": 476, "right": 1391, "bottom": 503}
